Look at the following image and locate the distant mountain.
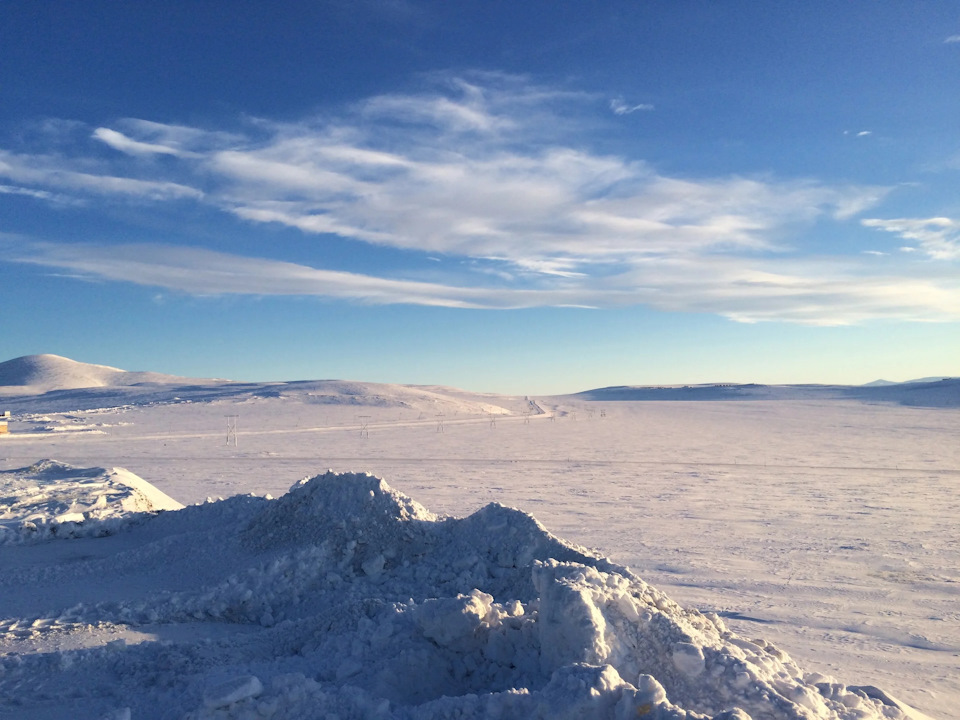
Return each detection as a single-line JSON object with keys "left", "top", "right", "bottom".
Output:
{"left": 863, "top": 377, "right": 954, "bottom": 387}
{"left": 0, "top": 354, "right": 202, "bottom": 395}
{"left": 852, "top": 377, "right": 960, "bottom": 408}
{"left": 574, "top": 379, "right": 960, "bottom": 408}
{"left": 573, "top": 383, "right": 776, "bottom": 402}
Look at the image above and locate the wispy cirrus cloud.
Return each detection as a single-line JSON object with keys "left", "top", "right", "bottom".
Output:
{"left": 862, "top": 217, "right": 960, "bottom": 261}
{"left": 4, "top": 73, "right": 956, "bottom": 323}
{"left": 0, "top": 184, "right": 69, "bottom": 203}
{"left": 92, "top": 128, "right": 193, "bottom": 158}
{"left": 610, "top": 97, "right": 654, "bottom": 115}
{"left": 12, "top": 240, "right": 959, "bottom": 324}
{"left": 0, "top": 150, "right": 202, "bottom": 200}
{"left": 13, "top": 242, "right": 498, "bottom": 308}
{"left": 94, "top": 118, "right": 241, "bottom": 156}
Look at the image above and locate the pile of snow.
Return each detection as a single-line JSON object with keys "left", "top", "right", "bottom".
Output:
{"left": 0, "top": 466, "right": 926, "bottom": 720}
{"left": 0, "top": 354, "right": 197, "bottom": 395}
{"left": 0, "top": 460, "right": 183, "bottom": 543}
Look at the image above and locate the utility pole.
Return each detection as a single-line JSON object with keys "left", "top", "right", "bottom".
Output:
{"left": 225, "top": 415, "right": 239, "bottom": 447}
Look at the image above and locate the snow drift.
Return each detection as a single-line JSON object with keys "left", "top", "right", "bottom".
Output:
{"left": 0, "top": 465, "right": 924, "bottom": 720}
{"left": 0, "top": 460, "right": 183, "bottom": 544}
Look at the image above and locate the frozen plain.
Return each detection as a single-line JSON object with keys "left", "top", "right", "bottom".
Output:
{"left": 0, "top": 356, "right": 958, "bottom": 719}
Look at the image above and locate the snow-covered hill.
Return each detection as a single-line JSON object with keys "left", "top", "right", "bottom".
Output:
{"left": 864, "top": 377, "right": 954, "bottom": 387}
{"left": 574, "top": 378, "right": 960, "bottom": 408}
{"left": 4, "top": 354, "right": 955, "bottom": 410}
{"left": 0, "top": 354, "right": 201, "bottom": 395}
{"left": 0, "top": 355, "right": 526, "bottom": 417}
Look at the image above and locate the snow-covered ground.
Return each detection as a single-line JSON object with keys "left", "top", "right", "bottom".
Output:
{"left": 0, "top": 356, "right": 957, "bottom": 719}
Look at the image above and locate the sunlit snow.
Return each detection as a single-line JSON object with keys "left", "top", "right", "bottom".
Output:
{"left": 0, "top": 355, "right": 956, "bottom": 720}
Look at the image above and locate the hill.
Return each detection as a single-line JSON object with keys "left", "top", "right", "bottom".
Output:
{"left": 0, "top": 354, "right": 195, "bottom": 395}
{"left": 0, "top": 355, "right": 525, "bottom": 417}
{"left": 573, "top": 379, "right": 960, "bottom": 408}
{"left": 863, "top": 376, "right": 953, "bottom": 387}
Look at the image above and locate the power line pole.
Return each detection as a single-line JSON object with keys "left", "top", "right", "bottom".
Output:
{"left": 225, "top": 415, "right": 239, "bottom": 447}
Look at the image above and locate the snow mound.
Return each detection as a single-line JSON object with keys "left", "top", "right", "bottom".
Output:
{"left": 0, "top": 460, "right": 183, "bottom": 543}
{"left": 0, "top": 468, "right": 924, "bottom": 720}
{"left": 243, "top": 470, "right": 437, "bottom": 552}
{"left": 0, "top": 354, "right": 193, "bottom": 395}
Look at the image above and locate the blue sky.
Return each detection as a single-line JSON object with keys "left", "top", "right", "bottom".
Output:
{"left": 2, "top": 1, "right": 959, "bottom": 394}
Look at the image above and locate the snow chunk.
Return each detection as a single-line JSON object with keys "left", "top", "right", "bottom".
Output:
{"left": 536, "top": 664, "right": 629, "bottom": 720}
{"left": 672, "top": 642, "right": 706, "bottom": 677}
{"left": 202, "top": 675, "right": 263, "bottom": 709}
{"left": 417, "top": 589, "right": 494, "bottom": 648}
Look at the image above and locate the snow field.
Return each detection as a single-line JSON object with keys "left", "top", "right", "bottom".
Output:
{"left": 0, "top": 469, "right": 929, "bottom": 719}
{"left": 0, "top": 366, "right": 957, "bottom": 718}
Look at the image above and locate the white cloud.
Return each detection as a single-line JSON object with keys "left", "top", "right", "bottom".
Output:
{"left": 199, "top": 131, "right": 884, "bottom": 266}
{"left": 117, "top": 118, "right": 243, "bottom": 152}
{"left": 0, "top": 184, "right": 57, "bottom": 201}
{"left": 358, "top": 77, "right": 526, "bottom": 135}
{"left": 1, "top": 77, "right": 887, "bottom": 271}
{"left": 9, "top": 74, "right": 957, "bottom": 324}
{"left": 363, "top": 92, "right": 507, "bottom": 134}
{"left": 11, "top": 241, "right": 960, "bottom": 324}
{"left": 607, "top": 255, "right": 960, "bottom": 324}
{"left": 610, "top": 98, "right": 654, "bottom": 115}
{"left": 0, "top": 150, "right": 202, "bottom": 201}
{"left": 945, "top": 35, "right": 960, "bottom": 43}
{"left": 863, "top": 217, "right": 960, "bottom": 261}
{"left": 11, "top": 242, "right": 609, "bottom": 309}
{"left": 93, "top": 128, "right": 191, "bottom": 157}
